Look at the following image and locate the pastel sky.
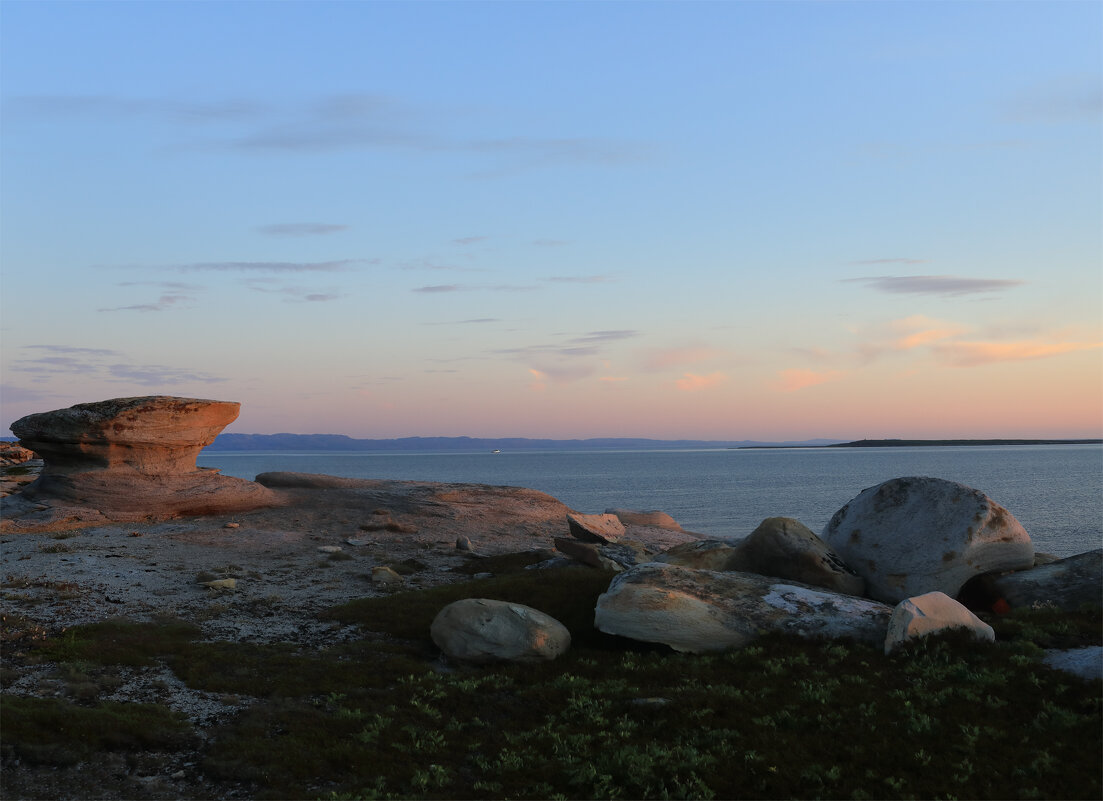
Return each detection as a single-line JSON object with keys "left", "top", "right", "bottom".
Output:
{"left": 2, "top": 1, "right": 1100, "bottom": 440}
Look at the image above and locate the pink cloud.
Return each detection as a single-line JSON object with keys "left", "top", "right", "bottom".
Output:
{"left": 644, "top": 345, "right": 723, "bottom": 370}
{"left": 674, "top": 372, "right": 726, "bottom": 391}
{"left": 933, "top": 340, "right": 1103, "bottom": 367}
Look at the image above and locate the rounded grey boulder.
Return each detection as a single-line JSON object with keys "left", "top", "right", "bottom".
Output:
{"left": 430, "top": 598, "right": 571, "bottom": 663}
{"left": 822, "top": 476, "right": 1034, "bottom": 604}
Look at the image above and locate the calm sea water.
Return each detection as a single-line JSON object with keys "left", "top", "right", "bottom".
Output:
{"left": 197, "top": 445, "right": 1103, "bottom": 558}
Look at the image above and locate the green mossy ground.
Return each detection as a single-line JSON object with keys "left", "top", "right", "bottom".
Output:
{"left": 2, "top": 562, "right": 1100, "bottom": 800}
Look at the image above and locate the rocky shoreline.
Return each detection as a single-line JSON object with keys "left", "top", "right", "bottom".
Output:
{"left": 2, "top": 397, "right": 1100, "bottom": 800}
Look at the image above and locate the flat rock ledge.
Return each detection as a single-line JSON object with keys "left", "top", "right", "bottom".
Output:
{"left": 595, "top": 562, "right": 892, "bottom": 653}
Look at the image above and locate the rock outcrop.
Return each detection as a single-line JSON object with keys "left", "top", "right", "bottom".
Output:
{"left": 962, "top": 549, "right": 1102, "bottom": 612}
{"left": 566, "top": 512, "right": 626, "bottom": 543}
{"left": 9, "top": 396, "right": 277, "bottom": 518}
{"left": 655, "top": 539, "right": 744, "bottom": 571}
{"left": 594, "top": 562, "right": 892, "bottom": 653}
{"left": 822, "top": 476, "right": 1034, "bottom": 604}
{"left": 884, "top": 591, "right": 995, "bottom": 654}
{"left": 736, "top": 517, "right": 865, "bottom": 596}
{"left": 606, "top": 508, "right": 683, "bottom": 530}
{"left": 431, "top": 598, "right": 571, "bottom": 663}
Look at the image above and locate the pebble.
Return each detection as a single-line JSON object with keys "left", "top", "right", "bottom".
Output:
{"left": 318, "top": 545, "right": 343, "bottom": 554}
{"left": 223, "top": 522, "right": 240, "bottom": 529}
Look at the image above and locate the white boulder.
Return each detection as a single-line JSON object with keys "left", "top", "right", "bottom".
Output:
{"left": 430, "top": 598, "right": 571, "bottom": 663}
{"left": 593, "top": 562, "right": 892, "bottom": 653}
{"left": 884, "top": 591, "right": 995, "bottom": 654}
{"left": 822, "top": 476, "right": 1034, "bottom": 604}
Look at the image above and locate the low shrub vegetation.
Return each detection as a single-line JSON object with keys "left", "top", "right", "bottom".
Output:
{"left": 2, "top": 564, "right": 1100, "bottom": 800}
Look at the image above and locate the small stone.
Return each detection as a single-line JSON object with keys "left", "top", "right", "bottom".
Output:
{"left": 224, "top": 522, "right": 240, "bottom": 529}
{"left": 201, "top": 578, "right": 237, "bottom": 591}
{"left": 318, "top": 546, "right": 343, "bottom": 554}
{"left": 456, "top": 536, "right": 473, "bottom": 552}
{"left": 195, "top": 571, "right": 219, "bottom": 583}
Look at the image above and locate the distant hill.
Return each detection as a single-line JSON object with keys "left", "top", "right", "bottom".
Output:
{"left": 826, "top": 438, "right": 1103, "bottom": 448}
{"left": 203, "top": 434, "right": 845, "bottom": 452}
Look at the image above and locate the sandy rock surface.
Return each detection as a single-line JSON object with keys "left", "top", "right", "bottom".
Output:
{"left": 1, "top": 472, "right": 701, "bottom": 646}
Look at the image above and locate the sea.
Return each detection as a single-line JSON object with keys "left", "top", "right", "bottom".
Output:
{"left": 197, "top": 444, "right": 1103, "bottom": 558}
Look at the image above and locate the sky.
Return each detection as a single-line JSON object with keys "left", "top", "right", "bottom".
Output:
{"left": 1, "top": 0, "right": 1101, "bottom": 440}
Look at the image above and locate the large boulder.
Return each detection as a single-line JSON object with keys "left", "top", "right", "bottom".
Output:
{"left": 884, "top": 591, "right": 995, "bottom": 655}
{"left": 594, "top": 562, "right": 892, "bottom": 653}
{"left": 736, "top": 517, "right": 865, "bottom": 596}
{"left": 9, "top": 396, "right": 277, "bottom": 517}
{"left": 430, "top": 598, "right": 571, "bottom": 663}
{"left": 963, "top": 549, "right": 1102, "bottom": 612}
{"left": 822, "top": 476, "right": 1034, "bottom": 604}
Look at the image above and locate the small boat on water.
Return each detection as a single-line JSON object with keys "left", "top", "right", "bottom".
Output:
{"left": 491, "top": 449, "right": 501, "bottom": 454}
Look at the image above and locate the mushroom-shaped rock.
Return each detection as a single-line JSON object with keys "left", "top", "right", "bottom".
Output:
{"left": 431, "top": 598, "right": 571, "bottom": 663}
{"left": 566, "top": 512, "right": 625, "bottom": 543}
{"left": 736, "top": 517, "right": 865, "bottom": 596}
{"left": 594, "top": 562, "right": 892, "bottom": 653}
{"left": 9, "top": 396, "right": 276, "bottom": 517}
{"left": 884, "top": 591, "right": 995, "bottom": 655}
{"left": 822, "top": 476, "right": 1033, "bottom": 604}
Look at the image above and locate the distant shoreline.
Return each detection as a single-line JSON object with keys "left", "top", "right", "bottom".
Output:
{"left": 739, "top": 438, "right": 1103, "bottom": 449}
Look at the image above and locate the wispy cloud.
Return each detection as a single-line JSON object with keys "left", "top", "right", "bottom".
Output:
{"left": 570, "top": 330, "right": 638, "bottom": 344}
{"left": 257, "top": 223, "right": 348, "bottom": 236}
{"left": 6, "top": 94, "right": 268, "bottom": 123}
{"left": 674, "top": 372, "right": 726, "bottom": 392}
{"left": 643, "top": 345, "right": 723, "bottom": 371}
{"left": 246, "top": 283, "right": 344, "bottom": 302}
{"left": 846, "top": 274, "right": 1024, "bottom": 297}
{"left": 889, "top": 315, "right": 970, "bottom": 350}
{"left": 544, "top": 275, "right": 616, "bottom": 284}
{"left": 775, "top": 369, "right": 846, "bottom": 392}
{"left": 850, "top": 258, "right": 928, "bottom": 265}
{"left": 10, "top": 92, "right": 654, "bottom": 174}
{"left": 105, "top": 364, "right": 225, "bottom": 385}
{"left": 11, "top": 345, "right": 223, "bottom": 386}
{"left": 175, "top": 260, "right": 360, "bottom": 273}
{"left": 452, "top": 236, "right": 488, "bottom": 246}
{"left": 1001, "top": 75, "right": 1103, "bottom": 124}
{"left": 412, "top": 283, "right": 536, "bottom": 293}
{"left": 932, "top": 340, "right": 1103, "bottom": 367}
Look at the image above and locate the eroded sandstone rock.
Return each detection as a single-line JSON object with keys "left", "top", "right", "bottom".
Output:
{"left": 822, "top": 476, "right": 1034, "bottom": 604}
{"left": 431, "top": 598, "right": 571, "bottom": 663}
{"left": 10, "top": 396, "right": 276, "bottom": 517}
{"left": 594, "top": 562, "right": 891, "bottom": 653}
